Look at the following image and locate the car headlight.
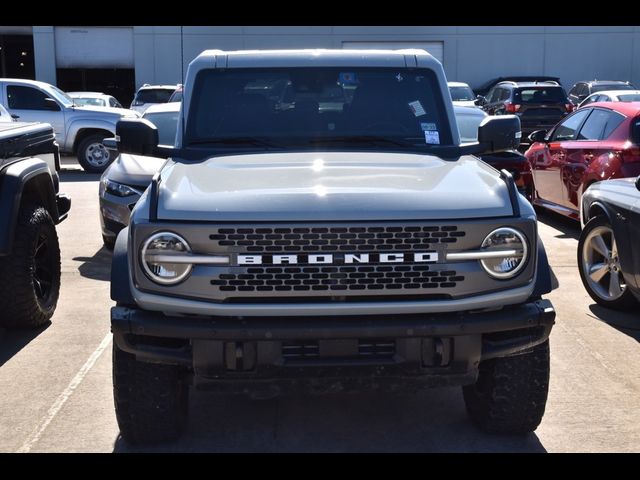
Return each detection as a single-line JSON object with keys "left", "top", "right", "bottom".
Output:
{"left": 102, "top": 178, "right": 139, "bottom": 197}
{"left": 480, "top": 227, "right": 528, "bottom": 279}
{"left": 141, "top": 232, "right": 192, "bottom": 285}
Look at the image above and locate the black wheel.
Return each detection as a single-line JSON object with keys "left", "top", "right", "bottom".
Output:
{"left": 0, "top": 204, "right": 61, "bottom": 328}
{"left": 578, "top": 216, "right": 637, "bottom": 310}
{"left": 77, "top": 133, "right": 114, "bottom": 173}
{"left": 463, "top": 340, "right": 550, "bottom": 435}
{"left": 102, "top": 235, "right": 115, "bottom": 251}
{"left": 113, "top": 343, "right": 189, "bottom": 445}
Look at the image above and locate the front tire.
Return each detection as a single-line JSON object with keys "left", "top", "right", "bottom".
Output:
{"left": 113, "top": 343, "right": 189, "bottom": 445}
{"left": 463, "top": 340, "right": 550, "bottom": 435}
{"left": 0, "top": 204, "right": 61, "bottom": 328}
{"left": 578, "top": 216, "right": 637, "bottom": 310}
{"left": 77, "top": 133, "right": 113, "bottom": 173}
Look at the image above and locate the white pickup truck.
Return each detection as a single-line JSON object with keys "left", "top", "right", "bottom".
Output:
{"left": 0, "top": 78, "right": 140, "bottom": 172}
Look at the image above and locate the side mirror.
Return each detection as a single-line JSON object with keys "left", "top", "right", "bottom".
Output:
{"left": 43, "top": 98, "right": 61, "bottom": 111}
{"left": 477, "top": 115, "right": 521, "bottom": 153}
{"left": 528, "top": 129, "right": 548, "bottom": 144}
{"left": 116, "top": 118, "right": 159, "bottom": 156}
{"left": 636, "top": 175, "right": 640, "bottom": 192}
{"left": 475, "top": 95, "right": 486, "bottom": 106}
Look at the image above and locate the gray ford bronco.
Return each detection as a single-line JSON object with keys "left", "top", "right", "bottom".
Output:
{"left": 0, "top": 122, "right": 70, "bottom": 328}
{"left": 110, "top": 49, "right": 557, "bottom": 444}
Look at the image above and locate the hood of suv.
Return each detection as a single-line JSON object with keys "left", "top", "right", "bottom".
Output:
{"left": 156, "top": 151, "right": 514, "bottom": 221}
{"left": 73, "top": 105, "right": 139, "bottom": 118}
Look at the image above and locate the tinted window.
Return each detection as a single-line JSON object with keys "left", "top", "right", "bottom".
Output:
{"left": 499, "top": 88, "right": 511, "bottom": 101}
{"left": 592, "top": 83, "right": 634, "bottom": 93}
{"left": 187, "top": 67, "right": 452, "bottom": 147}
{"left": 109, "top": 97, "right": 123, "bottom": 108}
{"left": 7, "top": 85, "right": 50, "bottom": 110}
{"left": 485, "top": 88, "right": 498, "bottom": 103}
{"left": 577, "top": 109, "right": 610, "bottom": 140}
{"left": 617, "top": 93, "right": 640, "bottom": 102}
{"left": 551, "top": 109, "right": 590, "bottom": 141}
{"left": 143, "top": 111, "right": 179, "bottom": 145}
{"left": 134, "top": 88, "right": 175, "bottom": 104}
{"left": 449, "top": 86, "right": 475, "bottom": 101}
{"left": 602, "top": 111, "right": 625, "bottom": 138}
{"left": 514, "top": 87, "right": 566, "bottom": 104}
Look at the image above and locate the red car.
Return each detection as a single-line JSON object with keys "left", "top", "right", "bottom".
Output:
{"left": 525, "top": 102, "right": 640, "bottom": 220}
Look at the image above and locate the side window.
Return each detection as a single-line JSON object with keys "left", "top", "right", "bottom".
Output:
{"left": 602, "top": 110, "right": 625, "bottom": 138}
{"left": 109, "top": 97, "right": 122, "bottom": 108}
{"left": 568, "top": 85, "right": 578, "bottom": 97}
{"left": 485, "top": 88, "right": 496, "bottom": 103}
{"left": 500, "top": 88, "right": 511, "bottom": 101}
{"left": 6, "top": 85, "right": 50, "bottom": 110}
{"left": 576, "top": 109, "right": 610, "bottom": 140}
{"left": 551, "top": 109, "right": 591, "bottom": 141}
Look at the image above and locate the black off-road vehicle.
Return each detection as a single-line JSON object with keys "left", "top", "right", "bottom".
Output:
{"left": 0, "top": 122, "right": 70, "bottom": 328}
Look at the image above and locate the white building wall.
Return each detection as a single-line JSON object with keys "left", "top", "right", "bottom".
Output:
{"left": 31, "top": 26, "right": 640, "bottom": 92}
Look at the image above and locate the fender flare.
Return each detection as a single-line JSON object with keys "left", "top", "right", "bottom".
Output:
{"left": 110, "top": 227, "right": 136, "bottom": 306}
{"left": 64, "top": 119, "right": 117, "bottom": 153}
{"left": 532, "top": 235, "right": 558, "bottom": 298}
{"left": 0, "top": 159, "right": 59, "bottom": 255}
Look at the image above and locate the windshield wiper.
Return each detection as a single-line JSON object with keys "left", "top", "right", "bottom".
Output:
{"left": 307, "top": 135, "right": 421, "bottom": 148}
{"left": 189, "top": 137, "right": 278, "bottom": 148}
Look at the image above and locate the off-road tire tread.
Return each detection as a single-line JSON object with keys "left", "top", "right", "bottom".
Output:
{"left": 463, "top": 340, "right": 550, "bottom": 435}
{"left": 0, "top": 204, "right": 60, "bottom": 328}
{"left": 113, "top": 343, "right": 188, "bottom": 445}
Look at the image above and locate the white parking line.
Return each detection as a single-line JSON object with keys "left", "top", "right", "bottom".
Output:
{"left": 15, "top": 333, "right": 113, "bottom": 453}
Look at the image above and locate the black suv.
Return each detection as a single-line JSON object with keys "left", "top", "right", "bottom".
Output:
{"left": 479, "top": 81, "right": 572, "bottom": 143}
{"left": 567, "top": 80, "right": 636, "bottom": 106}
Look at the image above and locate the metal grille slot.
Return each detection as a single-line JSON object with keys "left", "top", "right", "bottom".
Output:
{"left": 282, "top": 341, "right": 319, "bottom": 358}
{"left": 358, "top": 340, "right": 395, "bottom": 358}
{"left": 209, "top": 225, "right": 466, "bottom": 252}
{"left": 210, "top": 265, "right": 464, "bottom": 293}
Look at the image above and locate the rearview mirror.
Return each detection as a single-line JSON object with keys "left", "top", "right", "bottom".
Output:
{"left": 475, "top": 95, "right": 486, "bottom": 106}
{"left": 528, "top": 130, "right": 548, "bottom": 144}
{"left": 116, "top": 118, "right": 159, "bottom": 156}
{"left": 43, "top": 98, "right": 60, "bottom": 111}
{"left": 477, "top": 115, "right": 521, "bottom": 153}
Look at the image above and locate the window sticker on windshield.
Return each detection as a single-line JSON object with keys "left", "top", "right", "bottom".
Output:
{"left": 408, "top": 100, "right": 426, "bottom": 117}
{"left": 424, "top": 130, "right": 440, "bottom": 145}
{"left": 339, "top": 72, "right": 359, "bottom": 85}
{"left": 420, "top": 122, "right": 437, "bottom": 131}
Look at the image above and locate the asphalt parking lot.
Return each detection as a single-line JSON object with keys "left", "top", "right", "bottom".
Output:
{"left": 1, "top": 157, "right": 639, "bottom": 453}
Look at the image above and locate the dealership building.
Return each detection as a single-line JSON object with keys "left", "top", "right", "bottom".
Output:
{"left": 1, "top": 26, "right": 639, "bottom": 105}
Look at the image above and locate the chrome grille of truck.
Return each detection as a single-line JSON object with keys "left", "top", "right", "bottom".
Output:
{"left": 209, "top": 225, "right": 465, "bottom": 253}
{"left": 210, "top": 265, "right": 464, "bottom": 293}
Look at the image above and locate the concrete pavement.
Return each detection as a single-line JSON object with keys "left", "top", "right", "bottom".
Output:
{"left": 0, "top": 158, "right": 639, "bottom": 452}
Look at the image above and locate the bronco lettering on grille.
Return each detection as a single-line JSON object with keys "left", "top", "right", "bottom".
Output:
{"left": 237, "top": 252, "right": 438, "bottom": 265}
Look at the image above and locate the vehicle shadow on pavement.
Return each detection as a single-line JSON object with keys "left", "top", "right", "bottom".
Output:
{"left": 0, "top": 323, "right": 50, "bottom": 368}
{"left": 59, "top": 170, "right": 102, "bottom": 183}
{"left": 588, "top": 304, "right": 640, "bottom": 343}
{"left": 112, "top": 388, "right": 547, "bottom": 453}
{"left": 535, "top": 209, "right": 580, "bottom": 241}
{"left": 73, "top": 247, "right": 112, "bottom": 282}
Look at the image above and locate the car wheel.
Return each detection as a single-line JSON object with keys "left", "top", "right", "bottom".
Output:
{"left": 77, "top": 134, "right": 114, "bottom": 173}
{"left": 578, "top": 215, "right": 637, "bottom": 310}
{"left": 0, "top": 204, "right": 61, "bottom": 328}
{"left": 463, "top": 340, "right": 550, "bottom": 435}
{"left": 113, "top": 343, "right": 189, "bottom": 445}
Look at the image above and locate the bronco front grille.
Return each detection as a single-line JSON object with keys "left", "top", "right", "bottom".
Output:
{"left": 209, "top": 225, "right": 466, "bottom": 253}
{"left": 210, "top": 265, "right": 464, "bottom": 293}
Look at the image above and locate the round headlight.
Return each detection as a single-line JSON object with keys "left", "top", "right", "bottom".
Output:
{"left": 480, "top": 228, "right": 528, "bottom": 279}
{"left": 141, "top": 232, "right": 192, "bottom": 285}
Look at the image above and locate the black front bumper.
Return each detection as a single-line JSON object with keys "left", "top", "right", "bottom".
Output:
{"left": 111, "top": 299, "right": 555, "bottom": 393}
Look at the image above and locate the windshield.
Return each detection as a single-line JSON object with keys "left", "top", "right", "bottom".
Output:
{"left": 72, "top": 97, "right": 107, "bottom": 107}
{"left": 134, "top": 88, "right": 175, "bottom": 104}
{"left": 144, "top": 110, "right": 179, "bottom": 145}
{"left": 186, "top": 67, "right": 452, "bottom": 148}
{"left": 47, "top": 85, "right": 74, "bottom": 107}
{"left": 449, "top": 86, "right": 475, "bottom": 101}
{"left": 514, "top": 87, "right": 567, "bottom": 104}
{"left": 592, "top": 84, "right": 634, "bottom": 93}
